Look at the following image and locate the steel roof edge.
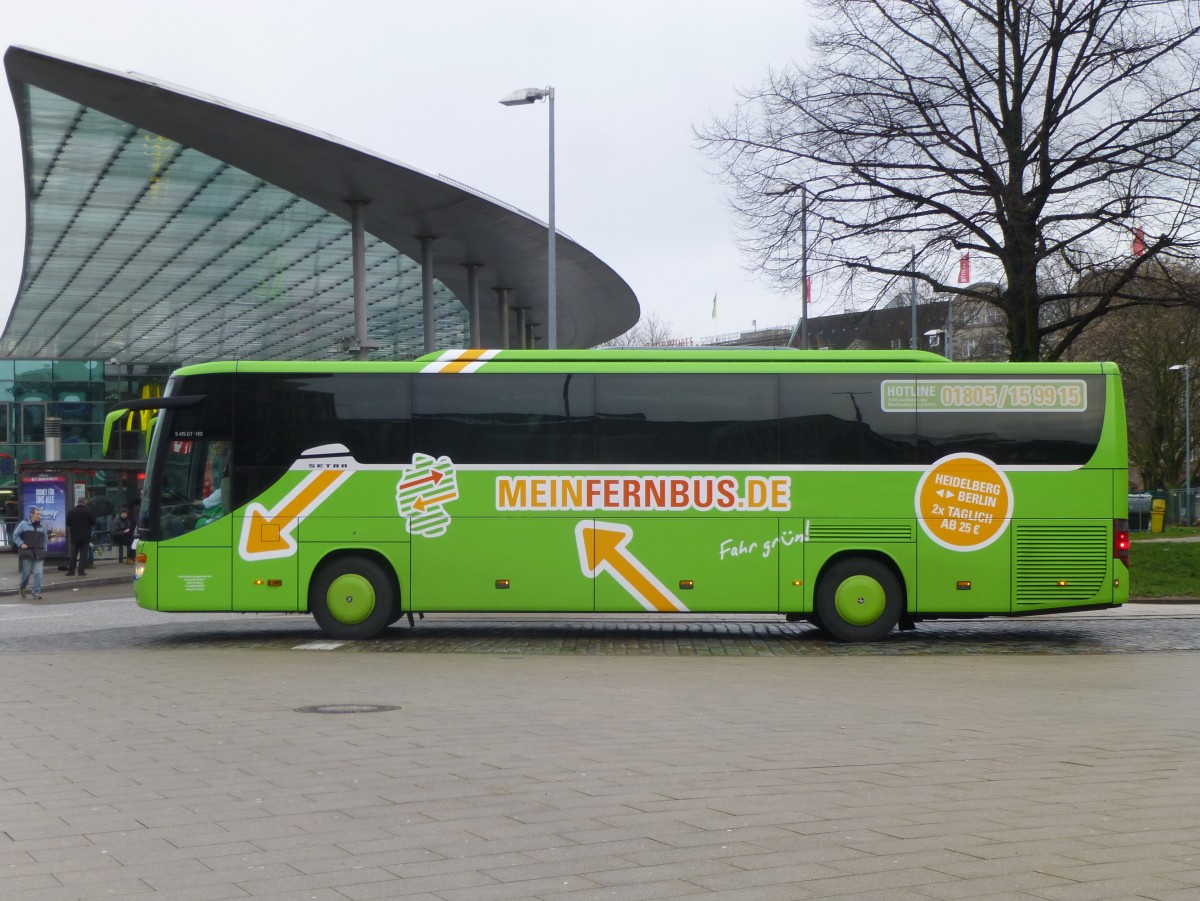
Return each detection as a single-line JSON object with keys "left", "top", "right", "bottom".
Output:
{"left": 3, "top": 45, "right": 639, "bottom": 352}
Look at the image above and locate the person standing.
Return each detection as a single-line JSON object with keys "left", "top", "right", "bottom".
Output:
{"left": 110, "top": 508, "right": 136, "bottom": 563}
{"left": 65, "top": 497, "right": 96, "bottom": 576}
{"left": 13, "top": 506, "right": 48, "bottom": 599}
{"left": 2, "top": 499, "right": 17, "bottom": 550}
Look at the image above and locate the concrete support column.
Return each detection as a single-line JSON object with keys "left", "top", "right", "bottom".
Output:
{"left": 516, "top": 307, "right": 528, "bottom": 350}
{"left": 418, "top": 235, "right": 438, "bottom": 354}
{"left": 349, "top": 199, "right": 373, "bottom": 361}
{"left": 495, "top": 287, "right": 511, "bottom": 349}
{"left": 463, "top": 263, "right": 483, "bottom": 348}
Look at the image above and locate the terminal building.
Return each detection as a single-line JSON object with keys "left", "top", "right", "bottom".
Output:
{"left": 0, "top": 46, "right": 640, "bottom": 506}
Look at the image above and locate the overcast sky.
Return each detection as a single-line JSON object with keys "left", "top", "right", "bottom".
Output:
{"left": 0, "top": 0, "right": 827, "bottom": 348}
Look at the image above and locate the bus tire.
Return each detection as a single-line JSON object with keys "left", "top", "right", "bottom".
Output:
{"left": 815, "top": 557, "right": 903, "bottom": 642}
{"left": 310, "top": 556, "right": 395, "bottom": 640}
{"left": 386, "top": 597, "right": 404, "bottom": 626}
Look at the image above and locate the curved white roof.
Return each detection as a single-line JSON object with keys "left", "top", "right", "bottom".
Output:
{"left": 2, "top": 46, "right": 639, "bottom": 362}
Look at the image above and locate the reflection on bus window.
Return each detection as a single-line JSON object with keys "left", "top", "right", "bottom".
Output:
{"left": 194, "top": 487, "right": 225, "bottom": 529}
{"left": 159, "top": 438, "right": 231, "bottom": 536}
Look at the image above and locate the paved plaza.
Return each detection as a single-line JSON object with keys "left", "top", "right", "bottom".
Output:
{"left": 1, "top": 587, "right": 1200, "bottom": 900}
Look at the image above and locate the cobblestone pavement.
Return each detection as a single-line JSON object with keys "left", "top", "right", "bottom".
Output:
{"left": 3, "top": 610, "right": 1200, "bottom": 900}
{"left": 0, "top": 608, "right": 1198, "bottom": 655}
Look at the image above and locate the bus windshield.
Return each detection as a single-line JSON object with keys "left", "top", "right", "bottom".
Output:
{"left": 158, "top": 436, "right": 231, "bottom": 537}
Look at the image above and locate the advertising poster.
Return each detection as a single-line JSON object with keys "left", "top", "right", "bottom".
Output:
{"left": 20, "top": 474, "right": 68, "bottom": 556}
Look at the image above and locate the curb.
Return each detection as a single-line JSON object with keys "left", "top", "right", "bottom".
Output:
{"left": 2, "top": 568, "right": 134, "bottom": 598}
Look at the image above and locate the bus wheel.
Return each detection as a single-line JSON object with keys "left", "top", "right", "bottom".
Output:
{"left": 310, "top": 557, "right": 394, "bottom": 640}
{"left": 386, "top": 597, "right": 404, "bottom": 626}
{"left": 815, "top": 558, "right": 903, "bottom": 642}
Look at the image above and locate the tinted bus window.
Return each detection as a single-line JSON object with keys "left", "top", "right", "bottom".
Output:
{"left": 779, "top": 374, "right": 917, "bottom": 465}
{"left": 235, "top": 373, "right": 412, "bottom": 500}
{"left": 915, "top": 375, "right": 1105, "bottom": 465}
{"left": 413, "top": 373, "right": 594, "bottom": 464}
{"left": 595, "top": 374, "right": 778, "bottom": 465}
{"left": 167, "top": 374, "right": 235, "bottom": 439}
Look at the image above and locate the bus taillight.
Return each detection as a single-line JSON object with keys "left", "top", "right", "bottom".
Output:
{"left": 1113, "top": 519, "right": 1130, "bottom": 567}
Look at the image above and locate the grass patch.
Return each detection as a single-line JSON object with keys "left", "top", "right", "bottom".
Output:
{"left": 1130, "top": 540, "right": 1200, "bottom": 598}
{"left": 1131, "top": 525, "right": 1200, "bottom": 542}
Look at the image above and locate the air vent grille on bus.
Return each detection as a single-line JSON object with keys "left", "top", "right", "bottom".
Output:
{"left": 1014, "top": 523, "right": 1108, "bottom": 606}
{"left": 807, "top": 521, "right": 915, "bottom": 543}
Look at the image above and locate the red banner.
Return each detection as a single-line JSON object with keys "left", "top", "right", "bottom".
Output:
{"left": 1133, "top": 227, "right": 1146, "bottom": 256}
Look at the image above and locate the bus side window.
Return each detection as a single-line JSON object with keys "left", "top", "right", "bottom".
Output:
{"left": 779, "top": 374, "right": 918, "bottom": 465}
{"left": 413, "top": 373, "right": 594, "bottom": 464}
{"left": 595, "top": 373, "right": 777, "bottom": 465}
{"left": 915, "top": 375, "right": 1105, "bottom": 465}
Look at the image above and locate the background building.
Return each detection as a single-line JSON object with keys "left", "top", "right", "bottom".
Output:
{"left": 0, "top": 47, "right": 642, "bottom": 498}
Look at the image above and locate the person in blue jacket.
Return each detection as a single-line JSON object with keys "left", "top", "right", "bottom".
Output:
{"left": 13, "top": 506, "right": 48, "bottom": 600}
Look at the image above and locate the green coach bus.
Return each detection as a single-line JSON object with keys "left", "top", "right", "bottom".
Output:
{"left": 107, "top": 348, "right": 1130, "bottom": 642}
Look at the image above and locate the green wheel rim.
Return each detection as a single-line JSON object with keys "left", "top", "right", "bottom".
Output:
{"left": 326, "top": 573, "right": 376, "bottom": 625}
{"left": 833, "top": 574, "right": 886, "bottom": 627}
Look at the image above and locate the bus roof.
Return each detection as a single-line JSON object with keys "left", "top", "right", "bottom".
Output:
{"left": 167, "top": 349, "right": 1121, "bottom": 376}
{"left": 412, "top": 349, "right": 953, "bottom": 364}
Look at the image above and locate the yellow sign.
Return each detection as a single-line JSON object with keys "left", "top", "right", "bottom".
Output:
{"left": 915, "top": 454, "right": 1013, "bottom": 551}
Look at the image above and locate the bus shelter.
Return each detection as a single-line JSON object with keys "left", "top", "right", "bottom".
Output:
{"left": 14, "top": 459, "right": 143, "bottom": 558}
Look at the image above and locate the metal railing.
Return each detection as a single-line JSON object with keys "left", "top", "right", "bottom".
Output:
{"left": 1130, "top": 489, "right": 1199, "bottom": 530}
{"left": 1162, "top": 489, "right": 1199, "bottom": 527}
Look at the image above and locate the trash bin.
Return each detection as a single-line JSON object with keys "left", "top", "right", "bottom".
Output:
{"left": 1150, "top": 497, "right": 1166, "bottom": 533}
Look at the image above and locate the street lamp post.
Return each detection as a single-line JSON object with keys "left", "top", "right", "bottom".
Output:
{"left": 901, "top": 246, "right": 918, "bottom": 349}
{"left": 945, "top": 295, "right": 954, "bottom": 360}
{"left": 1170, "top": 362, "right": 1192, "bottom": 524}
{"left": 801, "top": 185, "right": 810, "bottom": 350}
{"left": 500, "top": 86, "right": 556, "bottom": 349}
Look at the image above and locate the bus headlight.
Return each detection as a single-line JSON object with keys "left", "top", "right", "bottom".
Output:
{"left": 134, "top": 552, "right": 147, "bottom": 581}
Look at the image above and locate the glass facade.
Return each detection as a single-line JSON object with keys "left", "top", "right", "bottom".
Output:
{"left": 0, "top": 359, "right": 169, "bottom": 495}
{"left": 5, "top": 86, "right": 468, "bottom": 363}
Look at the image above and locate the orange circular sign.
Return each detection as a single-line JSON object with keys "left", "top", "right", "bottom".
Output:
{"left": 915, "top": 454, "right": 1013, "bottom": 551}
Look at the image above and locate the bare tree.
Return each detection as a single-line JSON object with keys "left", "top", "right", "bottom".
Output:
{"left": 700, "top": 0, "right": 1200, "bottom": 360}
{"left": 1069, "top": 300, "right": 1200, "bottom": 488}
{"left": 598, "top": 312, "right": 679, "bottom": 348}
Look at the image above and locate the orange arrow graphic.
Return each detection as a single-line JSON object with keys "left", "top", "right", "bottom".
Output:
{"left": 575, "top": 521, "right": 688, "bottom": 613}
{"left": 397, "top": 469, "right": 444, "bottom": 492}
{"left": 241, "top": 469, "right": 350, "bottom": 559}
{"left": 412, "top": 491, "right": 457, "bottom": 513}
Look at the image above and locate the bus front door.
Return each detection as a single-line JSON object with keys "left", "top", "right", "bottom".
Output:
{"left": 155, "top": 515, "right": 234, "bottom": 611}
